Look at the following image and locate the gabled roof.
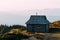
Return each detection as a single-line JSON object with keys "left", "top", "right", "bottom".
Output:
{"left": 26, "top": 15, "right": 50, "bottom": 24}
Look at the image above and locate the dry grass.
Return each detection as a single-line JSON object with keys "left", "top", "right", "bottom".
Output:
{"left": 49, "top": 33, "right": 60, "bottom": 38}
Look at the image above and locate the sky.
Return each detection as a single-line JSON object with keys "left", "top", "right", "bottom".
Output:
{"left": 0, "top": 0, "right": 60, "bottom": 11}
{"left": 0, "top": 0, "right": 60, "bottom": 25}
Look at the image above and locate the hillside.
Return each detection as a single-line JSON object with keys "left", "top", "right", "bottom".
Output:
{"left": 49, "top": 21, "right": 60, "bottom": 28}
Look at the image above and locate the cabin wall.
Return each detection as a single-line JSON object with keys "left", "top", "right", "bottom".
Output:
{"left": 27, "top": 24, "right": 34, "bottom": 32}
{"left": 27, "top": 24, "right": 49, "bottom": 33}
{"left": 34, "top": 24, "right": 45, "bottom": 32}
{"left": 45, "top": 24, "right": 49, "bottom": 32}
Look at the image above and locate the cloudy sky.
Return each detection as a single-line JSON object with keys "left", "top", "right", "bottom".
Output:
{"left": 0, "top": 0, "right": 60, "bottom": 11}
{"left": 0, "top": 0, "right": 60, "bottom": 25}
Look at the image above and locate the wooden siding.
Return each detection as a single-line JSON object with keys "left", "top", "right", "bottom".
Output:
{"left": 27, "top": 24, "right": 49, "bottom": 32}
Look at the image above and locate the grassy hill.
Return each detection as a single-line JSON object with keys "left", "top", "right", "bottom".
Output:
{"left": 49, "top": 21, "right": 60, "bottom": 28}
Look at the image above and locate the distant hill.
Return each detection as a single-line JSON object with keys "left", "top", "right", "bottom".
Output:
{"left": 49, "top": 21, "right": 60, "bottom": 28}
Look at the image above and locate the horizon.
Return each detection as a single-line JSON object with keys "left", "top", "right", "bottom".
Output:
{"left": 0, "top": 13, "right": 60, "bottom": 26}
{"left": 0, "top": 9, "right": 60, "bottom": 26}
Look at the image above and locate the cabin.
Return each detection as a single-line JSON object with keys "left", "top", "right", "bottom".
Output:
{"left": 26, "top": 15, "right": 50, "bottom": 33}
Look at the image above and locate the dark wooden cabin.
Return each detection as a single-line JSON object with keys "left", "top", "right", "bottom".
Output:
{"left": 26, "top": 15, "right": 50, "bottom": 33}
